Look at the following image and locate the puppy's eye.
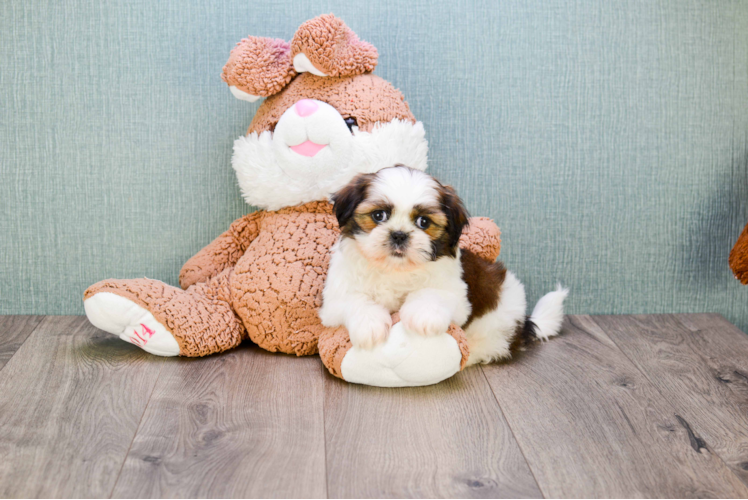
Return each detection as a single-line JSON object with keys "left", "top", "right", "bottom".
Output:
{"left": 344, "top": 117, "right": 358, "bottom": 132}
{"left": 415, "top": 216, "right": 431, "bottom": 230}
{"left": 371, "top": 210, "right": 389, "bottom": 223}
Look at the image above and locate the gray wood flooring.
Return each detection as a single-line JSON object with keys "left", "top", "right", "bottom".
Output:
{"left": 0, "top": 314, "right": 747, "bottom": 498}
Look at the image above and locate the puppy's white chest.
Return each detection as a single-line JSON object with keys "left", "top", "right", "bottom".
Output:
{"left": 366, "top": 286, "right": 409, "bottom": 313}
{"left": 358, "top": 268, "right": 432, "bottom": 313}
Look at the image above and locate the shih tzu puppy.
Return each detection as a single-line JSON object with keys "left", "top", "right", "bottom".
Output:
{"left": 319, "top": 165, "right": 568, "bottom": 365}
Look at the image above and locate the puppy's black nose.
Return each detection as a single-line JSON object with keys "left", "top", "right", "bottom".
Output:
{"left": 390, "top": 231, "right": 409, "bottom": 246}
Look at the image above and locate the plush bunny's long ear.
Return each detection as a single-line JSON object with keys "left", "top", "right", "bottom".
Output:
{"left": 290, "top": 14, "right": 378, "bottom": 78}
{"left": 221, "top": 37, "right": 296, "bottom": 102}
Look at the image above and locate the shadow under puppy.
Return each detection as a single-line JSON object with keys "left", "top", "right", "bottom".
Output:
{"left": 320, "top": 165, "right": 568, "bottom": 365}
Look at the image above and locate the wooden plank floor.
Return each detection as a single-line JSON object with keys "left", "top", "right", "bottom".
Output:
{"left": 0, "top": 314, "right": 747, "bottom": 498}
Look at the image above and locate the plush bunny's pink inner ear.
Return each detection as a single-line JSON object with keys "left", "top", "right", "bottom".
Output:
{"left": 221, "top": 36, "right": 296, "bottom": 99}
{"left": 290, "top": 14, "right": 378, "bottom": 78}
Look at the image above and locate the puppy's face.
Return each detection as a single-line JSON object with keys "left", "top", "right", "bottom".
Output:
{"left": 332, "top": 165, "right": 469, "bottom": 270}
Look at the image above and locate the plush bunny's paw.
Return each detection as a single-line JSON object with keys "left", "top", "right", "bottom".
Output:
{"left": 84, "top": 292, "right": 180, "bottom": 356}
{"left": 339, "top": 322, "right": 463, "bottom": 387}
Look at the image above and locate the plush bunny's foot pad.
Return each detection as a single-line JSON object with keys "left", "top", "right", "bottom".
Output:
{"left": 319, "top": 316, "right": 470, "bottom": 388}
{"left": 84, "top": 292, "right": 180, "bottom": 356}
{"left": 341, "top": 323, "right": 464, "bottom": 387}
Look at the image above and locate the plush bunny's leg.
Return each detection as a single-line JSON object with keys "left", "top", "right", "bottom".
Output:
{"left": 84, "top": 270, "right": 245, "bottom": 356}
{"left": 317, "top": 325, "right": 352, "bottom": 380}
{"left": 318, "top": 313, "right": 469, "bottom": 387}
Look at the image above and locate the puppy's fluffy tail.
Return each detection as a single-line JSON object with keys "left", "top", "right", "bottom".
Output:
{"left": 529, "top": 284, "right": 569, "bottom": 340}
{"left": 512, "top": 284, "right": 569, "bottom": 350}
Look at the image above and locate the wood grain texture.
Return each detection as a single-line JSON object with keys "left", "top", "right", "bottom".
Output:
{"left": 0, "top": 316, "right": 165, "bottom": 498}
{"left": 111, "top": 345, "right": 327, "bottom": 499}
{"left": 593, "top": 313, "right": 748, "bottom": 486}
{"left": 668, "top": 314, "right": 748, "bottom": 418}
{"left": 324, "top": 366, "right": 541, "bottom": 499}
{"left": 3, "top": 313, "right": 748, "bottom": 498}
{"left": 0, "top": 315, "right": 43, "bottom": 370}
{"left": 483, "top": 315, "right": 748, "bottom": 498}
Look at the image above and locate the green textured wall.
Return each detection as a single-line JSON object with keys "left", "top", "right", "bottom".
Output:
{"left": 2, "top": 1, "right": 747, "bottom": 331}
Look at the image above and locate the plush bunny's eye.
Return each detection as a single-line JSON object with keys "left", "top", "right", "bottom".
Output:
{"left": 371, "top": 210, "right": 389, "bottom": 223}
{"left": 415, "top": 216, "right": 431, "bottom": 230}
{"left": 344, "top": 117, "right": 358, "bottom": 132}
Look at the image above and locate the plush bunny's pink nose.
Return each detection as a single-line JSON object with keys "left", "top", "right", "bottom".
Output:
{"left": 295, "top": 99, "right": 318, "bottom": 117}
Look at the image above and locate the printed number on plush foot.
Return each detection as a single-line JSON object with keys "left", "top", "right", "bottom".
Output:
{"left": 83, "top": 292, "right": 180, "bottom": 356}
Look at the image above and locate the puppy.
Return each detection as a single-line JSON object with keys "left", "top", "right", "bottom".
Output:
{"left": 319, "top": 165, "right": 568, "bottom": 365}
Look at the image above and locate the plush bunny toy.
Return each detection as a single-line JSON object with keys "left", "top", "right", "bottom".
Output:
{"left": 83, "top": 14, "right": 502, "bottom": 387}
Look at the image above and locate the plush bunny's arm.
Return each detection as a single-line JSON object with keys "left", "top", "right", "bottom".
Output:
{"left": 179, "top": 211, "right": 265, "bottom": 289}
{"left": 729, "top": 221, "right": 748, "bottom": 285}
{"left": 460, "top": 217, "right": 502, "bottom": 262}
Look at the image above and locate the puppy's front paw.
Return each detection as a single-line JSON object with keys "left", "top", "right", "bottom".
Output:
{"left": 347, "top": 307, "right": 392, "bottom": 349}
{"left": 399, "top": 300, "right": 452, "bottom": 337}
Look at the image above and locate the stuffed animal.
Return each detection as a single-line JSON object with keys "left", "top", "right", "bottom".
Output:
{"left": 83, "top": 14, "right": 502, "bottom": 387}
{"left": 730, "top": 222, "right": 748, "bottom": 284}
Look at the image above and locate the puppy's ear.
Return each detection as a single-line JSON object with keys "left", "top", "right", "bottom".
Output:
{"left": 438, "top": 184, "right": 470, "bottom": 250}
{"left": 331, "top": 174, "right": 375, "bottom": 230}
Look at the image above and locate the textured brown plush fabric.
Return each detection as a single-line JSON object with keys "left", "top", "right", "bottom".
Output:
{"left": 729, "top": 221, "right": 748, "bottom": 285}
{"left": 248, "top": 72, "right": 415, "bottom": 134}
{"left": 230, "top": 201, "right": 339, "bottom": 355}
{"left": 179, "top": 211, "right": 265, "bottom": 289}
{"left": 459, "top": 217, "right": 502, "bottom": 262}
{"left": 317, "top": 324, "right": 352, "bottom": 379}
{"left": 221, "top": 36, "right": 296, "bottom": 97}
{"left": 290, "top": 14, "right": 378, "bottom": 77}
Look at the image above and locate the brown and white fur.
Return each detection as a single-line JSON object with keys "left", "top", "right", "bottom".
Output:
{"left": 320, "top": 165, "right": 568, "bottom": 365}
